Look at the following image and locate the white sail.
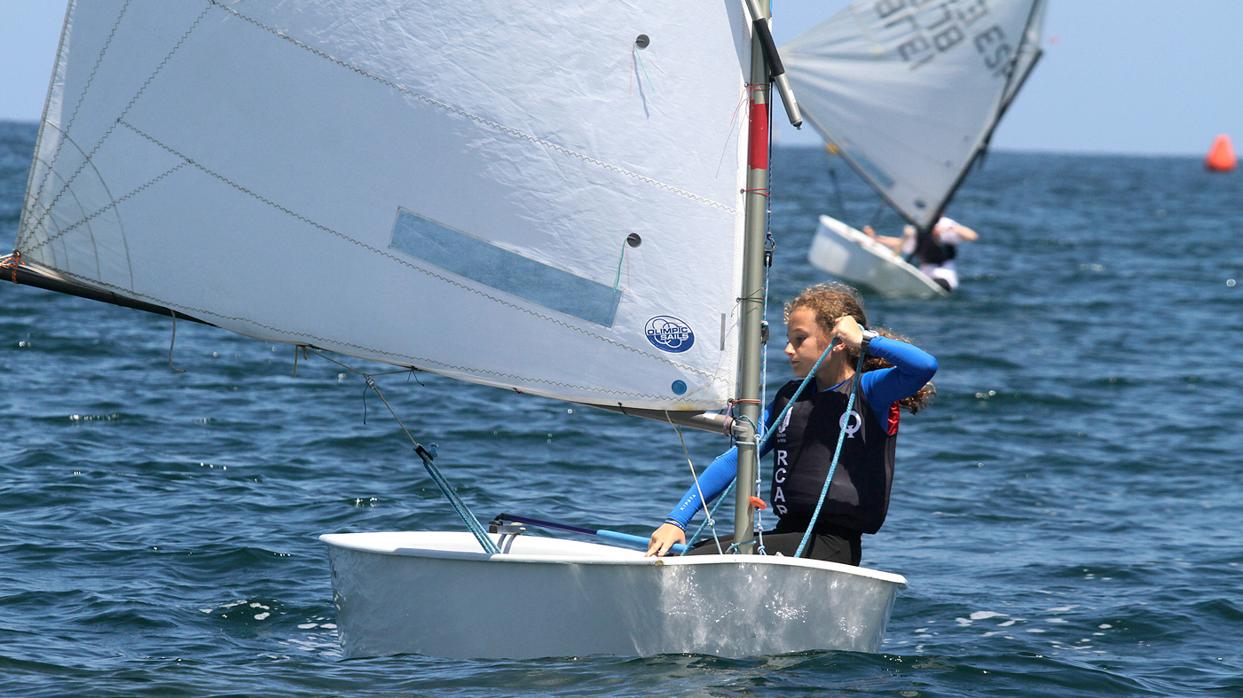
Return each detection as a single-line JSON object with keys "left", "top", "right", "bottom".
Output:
{"left": 782, "top": 0, "right": 1046, "bottom": 230}
{"left": 17, "top": 0, "right": 752, "bottom": 411}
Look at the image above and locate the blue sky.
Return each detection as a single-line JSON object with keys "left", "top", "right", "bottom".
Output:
{"left": 1, "top": 1, "right": 1240, "bottom": 156}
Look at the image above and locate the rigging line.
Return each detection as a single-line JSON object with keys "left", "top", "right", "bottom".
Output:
{"left": 868, "top": 200, "right": 887, "bottom": 228}
{"left": 752, "top": 97, "right": 779, "bottom": 555}
{"left": 793, "top": 348, "right": 868, "bottom": 559}
{"left": 308, "top": 349, "right": 498, "bottom": 554}
{"left": 167, "top": 310, "right": 185, "bottom": 373}
{"left": 611, "top": 235, "right": 634, "bottom": 291}
{"left": 23, "top": 4, "right": 212, "bottom": 242}
{"left": 715, "top": 86, "right": 750, "bottom": 180}
{"left": 696, "top": 341, "right": 843, "bottom": 550}
{"left": 630, "top": 44, "right": 655, "bottom": 118}
{"left": 828, "top": 165, "right": 848, "bottom": 220}
{"left": 666, "top": 412, "right": 723, "bottom": 555}
{"left": 363, "top": 375, "right": 498, "bottom": 554}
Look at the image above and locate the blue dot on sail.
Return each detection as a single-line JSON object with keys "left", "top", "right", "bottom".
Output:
{"left": 671, "top": 380, "right": 687, "bottom": 395}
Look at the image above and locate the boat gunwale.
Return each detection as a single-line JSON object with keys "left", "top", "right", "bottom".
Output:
{"left": 319, "top": 532, "right": 908, "bottom": 586}
{"left": 813, "top": 214, "right": 948, "bottom": 297}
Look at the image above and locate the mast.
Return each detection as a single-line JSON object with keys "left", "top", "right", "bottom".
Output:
{"left": 926, "top": 0, "right": 1047, "bottom": 228}
{"left": 733, "top": 0, "right": 773, "bottom": 554}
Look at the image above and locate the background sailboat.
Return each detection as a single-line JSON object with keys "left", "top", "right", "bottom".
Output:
{"left": 783, "top": 0, "right": 1047, "bottom": 296}
{"left": 7, "top": 0, "right": 906, "bottom": 659}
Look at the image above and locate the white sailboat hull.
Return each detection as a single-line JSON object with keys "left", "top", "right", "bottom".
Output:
{"left": 321, "top": 531, "right": 905, "bottom": 659}
{"left": 807, "top": 215, "right": 947, "bottom": 299}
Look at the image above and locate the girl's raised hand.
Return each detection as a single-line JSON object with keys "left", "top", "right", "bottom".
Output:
{"left": 830, "top": 315, "right": 864, "bottom": 351}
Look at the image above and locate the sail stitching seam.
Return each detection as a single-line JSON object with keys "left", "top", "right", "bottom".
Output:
{"left": 35, "top": 125, "right": 139, "bottom": 288}
{"left": 34, "top": 164, "right": 101, "bottom": 280}
{"left": 115, "top": 119, "right": 721, "bottom": 384}
{"left": 20, "top": 4, "right": 212, "bottom": 249}
{"left": 20, "top": 162, "right": 189, "bottom": 260}
{"left": 20, "top": 0, "right": 134, "bottom": 251}
{"left": 34, "top": 263, "right": 678, "bottom": 400}
{"left": 207, "top": 0, "right": 735, "bottom": 215}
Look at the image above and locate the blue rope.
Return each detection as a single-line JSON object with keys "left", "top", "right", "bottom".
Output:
{"left": 753, "top": 233, "right": 776, "bottom": 554}
{"left": 793, "top": 349, "right": 868, "bottom": 559}
{"left": 683, "top": 337, "right": 837, "bottom": 553}
{"left": 361, "top": 373, "right": 499, "bottom": 554}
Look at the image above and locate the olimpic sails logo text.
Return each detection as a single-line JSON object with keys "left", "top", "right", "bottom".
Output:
{"left": 645, "top": 315, "right": 694, "bottom": 353}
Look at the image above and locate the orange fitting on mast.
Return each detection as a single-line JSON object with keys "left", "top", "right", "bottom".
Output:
{"left": 728, "top": 397, "right": 763, "bottom": 411}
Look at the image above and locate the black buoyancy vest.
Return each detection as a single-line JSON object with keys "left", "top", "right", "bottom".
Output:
{"left": 768, "top": 379, "right": 897, "bottom": 535}
{"left": 915, "top": 229, "right": 957, "bottom": 265}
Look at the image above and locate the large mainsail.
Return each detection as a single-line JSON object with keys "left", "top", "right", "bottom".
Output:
{"left": 782, "top": 0, "right": 1045, "bottom": 230}
{"left": 16, "top": 1, "right": 752, "bottom": 411}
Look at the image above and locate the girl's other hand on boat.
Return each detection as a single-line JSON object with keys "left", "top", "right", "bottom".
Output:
{"left": 646, "top": 523, "right": 686, "bottom": 557}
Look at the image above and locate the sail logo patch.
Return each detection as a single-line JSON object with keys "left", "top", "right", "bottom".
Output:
{"left": 645, "top": 315, "right": 694, "bottom": 353}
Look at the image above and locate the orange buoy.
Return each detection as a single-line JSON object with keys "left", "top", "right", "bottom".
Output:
{"left": 1205, "top": 134, "right": 1236, "bottom": 172}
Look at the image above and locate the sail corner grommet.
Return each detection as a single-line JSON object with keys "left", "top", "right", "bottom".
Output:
{"left": 634, "top": 34, "right": 650, "bottom": 49}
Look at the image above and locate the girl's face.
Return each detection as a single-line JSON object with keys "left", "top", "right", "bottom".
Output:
{"left": 784, "top": 306, "right": 831, "bottom": 378}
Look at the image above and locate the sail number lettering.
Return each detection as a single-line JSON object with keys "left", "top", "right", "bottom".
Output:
{"left": 873, "top": 0, "right": 1012, "bottom": 77}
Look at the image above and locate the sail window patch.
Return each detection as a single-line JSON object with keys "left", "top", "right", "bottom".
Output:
{"left": 391, "top": 209, "right": 620, "bottom": 327}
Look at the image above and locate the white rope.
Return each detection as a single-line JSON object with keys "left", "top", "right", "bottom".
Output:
{"left": 666, "top": 413, "right": 723, "bottom": 554}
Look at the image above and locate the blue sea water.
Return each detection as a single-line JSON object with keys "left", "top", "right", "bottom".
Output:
{"left": 1, "top": 119, "right": 1241, "bottom": 696}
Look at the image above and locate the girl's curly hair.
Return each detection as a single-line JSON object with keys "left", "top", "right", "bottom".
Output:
{"left": 784, "top": 283, "right": 935, "bottom": 413}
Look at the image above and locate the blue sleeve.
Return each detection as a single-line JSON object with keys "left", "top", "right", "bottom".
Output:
{"left": 664, "top": 402, "right": 775, "bottom": 529}
{"left": 859, "top": 335, "right": 937, "bottom": 430}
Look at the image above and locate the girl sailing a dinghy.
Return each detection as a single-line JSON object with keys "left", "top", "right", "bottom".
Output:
{"left": 646, "top": 283, "right": 936, "bottom": 565}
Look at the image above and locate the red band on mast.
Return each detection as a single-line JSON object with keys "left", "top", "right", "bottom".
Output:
{"left": 748, "top": 99, "right": 769, "bottom": 171}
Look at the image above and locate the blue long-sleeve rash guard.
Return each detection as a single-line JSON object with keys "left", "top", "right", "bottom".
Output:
{"left": 664, "top": 335, "right": 937, "bottom": 529}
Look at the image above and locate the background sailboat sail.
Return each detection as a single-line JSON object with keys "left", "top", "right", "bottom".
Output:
{"left": 1000, "top": 0, "right": 1047, "bottom": 115}
{"left": 16, "top": 1, "right": 752, "bottom": 411}
{"left": 782, "top": 0, "right": 1046, "bottom": 230}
